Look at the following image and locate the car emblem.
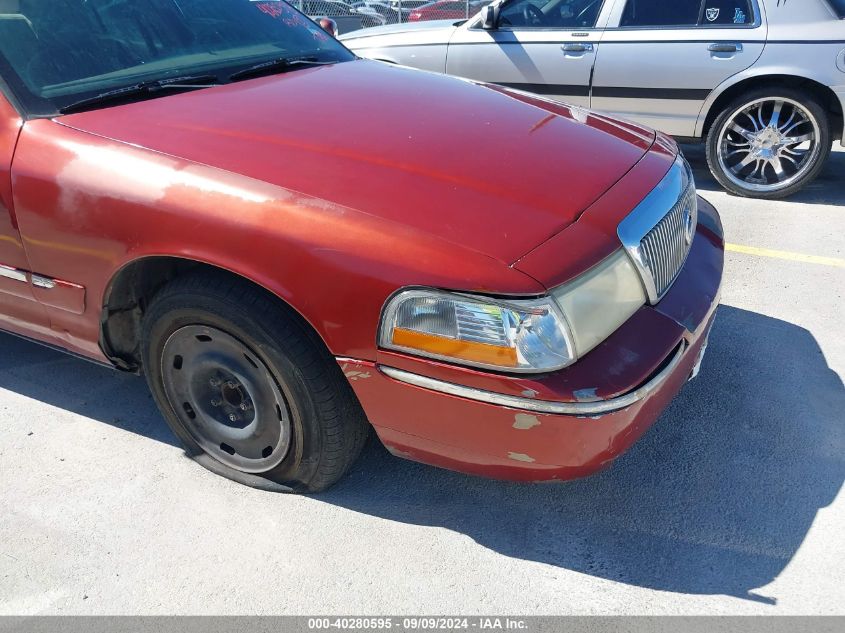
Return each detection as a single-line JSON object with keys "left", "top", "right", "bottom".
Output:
{"left": 706, "top": 7, "right": 720, "bottom": 21}
{"left": 683, "top": 204, "right": 694, "bottom": 245}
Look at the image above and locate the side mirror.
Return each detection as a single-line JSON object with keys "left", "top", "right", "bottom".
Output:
{"left": 315, "top": 17, "right": 339, "bottom": 37}
{"left": 480, "top": 4, "right": 499, "bottom": 30}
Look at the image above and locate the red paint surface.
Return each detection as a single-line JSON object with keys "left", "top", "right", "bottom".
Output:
{"left": 347, "top": 200, "right": 723, "bottom": 480}
{"left": 369, "top": 318, "right": 709, "bottom": 482}
{"left": 6, "top": 60, "right": 660, "bottom": 359}
{"left": 56, "top": 61, "right": 654, "bottom": 266}
{"left": 0, "top": 93, "right": 51, "bottom": 335}
{"left": 0, "top": 59, "right": 723, "bottom": 481}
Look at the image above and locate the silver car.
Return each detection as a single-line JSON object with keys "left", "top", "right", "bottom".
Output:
{"left": 341, "top": 0, "right": 845, "bottom": 198}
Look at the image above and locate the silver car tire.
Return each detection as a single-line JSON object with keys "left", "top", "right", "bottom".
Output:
{"left": 705, "top": 88, "right": 831, "bottom": 200}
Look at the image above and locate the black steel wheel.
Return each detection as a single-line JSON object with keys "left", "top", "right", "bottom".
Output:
{"left": 141, "top": 271, "right": 369, "bottom": 493}
{"left": 160, "top": 325, "right": 291, "bottom": 473}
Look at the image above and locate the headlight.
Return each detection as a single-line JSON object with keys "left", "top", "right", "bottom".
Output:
{"left": 551, "top": 249, "right": 646, "bottom": 358}
{"left": 380, "top": 251, "right": 646, "bottom": 374}
{"left": 379, "top": 289, "right": 575, "bottom": 373}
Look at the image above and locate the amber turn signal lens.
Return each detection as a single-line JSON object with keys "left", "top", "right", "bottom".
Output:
{"left": 392, "top": 328, "right": 519, "bottom": 368}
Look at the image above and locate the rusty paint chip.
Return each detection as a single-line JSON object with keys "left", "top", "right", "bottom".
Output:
{"left": 344, "top": 370, "right": 372, "bottom": 381}
{"left": 573, "top": 387, "right": 599, "bottom": 402}
{"left": 512, "top": 413, "right": 541, "bottom": 430}
{"left": 507, "top": 452, "right": 536, "bottom": 463}
{"left": 385, "top": 445, "right": 413, "bottom": 459}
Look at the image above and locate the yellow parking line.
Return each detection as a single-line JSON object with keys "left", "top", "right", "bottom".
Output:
{"left": 726, "top": 243, "right": 845, "bottom": 268}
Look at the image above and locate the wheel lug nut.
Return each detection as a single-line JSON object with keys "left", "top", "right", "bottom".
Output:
{"left": 226, "top": 381, "right": 238, "bottom": 389}
{"left": 228, "top": 413, "right": 240, "bottom": 423}
{"left": 239, "top": 402, "right": 251, "bottom": 411}
{"left": 209, "top": 378, "right": 221, "bottom": 387}
{"left": 210, "top": 398, "right": 222, "bottom": 407}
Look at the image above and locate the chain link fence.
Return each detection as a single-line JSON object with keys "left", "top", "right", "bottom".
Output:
{"left": 283, "top": 0, "right": 492, "bottom": 35}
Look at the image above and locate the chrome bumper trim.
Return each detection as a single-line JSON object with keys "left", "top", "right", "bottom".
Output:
{"left": 380, "top": 343, "right": 686, "bottom": 416}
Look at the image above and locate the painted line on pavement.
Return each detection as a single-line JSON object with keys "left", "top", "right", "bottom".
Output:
{"left": 726, "top": 243, "right": 845, "bottom": 268}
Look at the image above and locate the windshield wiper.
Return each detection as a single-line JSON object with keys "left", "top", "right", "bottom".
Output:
{"left": 228, "top": 57, "right": 337, "bottom": 82}
{"left": 59, "top": 74, "right": 221, "bottom": 114}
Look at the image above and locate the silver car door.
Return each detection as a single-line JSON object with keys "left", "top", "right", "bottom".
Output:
{"left": 446, "top": 0, "right": 615, "bottom": 108}
{"left": 592, "top": 0, "right": 767, "bottom": 136}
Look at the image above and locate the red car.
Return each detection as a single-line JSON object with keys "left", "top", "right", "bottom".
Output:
{"left": 0, "top": 0, "right": 722, "bottom": 492}
{"left": 408, "top": 0, "right": 490, "bottom": 21}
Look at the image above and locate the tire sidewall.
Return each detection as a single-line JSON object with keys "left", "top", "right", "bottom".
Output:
{"left": 706, "top": 88, "right": 832, "bottom": 199}
{"left": 142, "top": 295, "right": 325, "bottom": 490}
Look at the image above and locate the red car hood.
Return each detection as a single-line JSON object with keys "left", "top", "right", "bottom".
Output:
{"left": 59, "top": 60, "right": 656, "bottom": 264}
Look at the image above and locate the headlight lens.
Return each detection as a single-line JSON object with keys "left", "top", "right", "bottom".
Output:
{"left": 380, "top": 252, "right": 646, "bottom": 373}
{"left": 551, "top": 249, "right": 646, "bottom": 358}
{"left": 379, "top": 289, "right": 575, "bottom": 373}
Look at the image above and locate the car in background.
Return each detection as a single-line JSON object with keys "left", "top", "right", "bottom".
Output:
{"left": 386, "top": 0, "right": 431, "bottom": 16}
{"left": 408, "top": 0, "right": 491, "bottom": 21}
{"left": 351, "top": 4, "right": 388, "bottom": 25}
{"left": 349, "top": 3, "right": 388, "bottom": 28}
{"left": 1, "top": 0, "right": 722, "bottom": 492}
{"left": 352, "top": 1, "right": 400, "bottom": 23}
{"left": 277, "top": 0, "right": 383, "bottom": 33}
{"left": 342, "top": 0, "right": 845, "bottom": 198}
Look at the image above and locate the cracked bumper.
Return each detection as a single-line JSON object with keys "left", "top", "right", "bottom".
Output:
{"left": 340, "top": 197, "right": 724, "bottom": 482}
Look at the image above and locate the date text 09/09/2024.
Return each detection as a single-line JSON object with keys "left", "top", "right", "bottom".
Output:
{"left": 307, "top": 618, "right": 529, "bottom": 630}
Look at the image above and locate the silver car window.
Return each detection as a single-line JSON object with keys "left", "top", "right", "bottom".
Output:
{"left": 499, "top": 0, "right": 606, "bottom": 28}
{"left": 698, "top": 0, "right": 754, "bottom": 25}
{"left": 620, "top": 0, "right": 754, "bottom": 27}
{"left": 827, "top": 0, "right": 845, "bottom": 17}
{"left": 620, "top": 0, "right": 699, "bottom": 26}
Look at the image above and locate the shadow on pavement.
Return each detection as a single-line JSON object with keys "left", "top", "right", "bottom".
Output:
{"left": 681, "top": 142, "right": 845, "bottom": 206}
{"left": 324, "top": 305, "right": 845, "bottom": 603}
{"left": 1, "top": 305, "right": 843, "bottom": 603}
{"left": 0, "top": 332, "right": 177, "bottom": 447}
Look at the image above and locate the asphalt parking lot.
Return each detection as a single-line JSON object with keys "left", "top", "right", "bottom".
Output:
{"left": 1, "top": 144, "right": 843, "bottom": 616}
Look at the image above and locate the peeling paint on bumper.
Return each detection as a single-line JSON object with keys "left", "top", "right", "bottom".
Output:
{"left": 339, "top": 198, "right": 724, "bottom": 482}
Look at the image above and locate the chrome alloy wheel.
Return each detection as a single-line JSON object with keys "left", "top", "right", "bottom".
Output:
{"left": 161, "top": 325, "right": 292, "bottom": 473}
{"left": 716, "top": 97, "right": 822, "bottom": 194}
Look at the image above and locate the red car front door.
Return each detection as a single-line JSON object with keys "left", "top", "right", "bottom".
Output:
{"left": 0, "top": 92, "right": 51, "bottom": 339}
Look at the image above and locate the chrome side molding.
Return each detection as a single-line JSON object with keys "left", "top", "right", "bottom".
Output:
{"left": 31, "top": 274, "right": 57, "bottom": 289}
{"left": 0, "top": 264, "right": 27, "bottom": 283}
{"left": 0, "top": 265, "right": 86, "bottom": 314}
{"left": 0, "top": 265, "right": 75, "bottom": 290}
{"left": 380, "top": 343, "right": 686, "bottom": 417}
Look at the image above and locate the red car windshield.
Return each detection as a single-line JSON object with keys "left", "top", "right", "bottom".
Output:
{"left": 0, "top": 0, "right": 354, "bottom": 116}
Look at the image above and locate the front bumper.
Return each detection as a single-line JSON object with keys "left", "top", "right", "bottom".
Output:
{"left": 340, "top": 196, "right": 724, "bottom": 482}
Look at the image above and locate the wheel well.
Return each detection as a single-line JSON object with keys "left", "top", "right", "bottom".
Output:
{"left": 702, "top": 75, "right": 844, "bottom": 141}
{"left": 100, "top": 257, "right": 317, "bottom": 373}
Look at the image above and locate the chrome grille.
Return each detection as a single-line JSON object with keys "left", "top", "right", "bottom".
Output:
{"left": 617, "top": 156, "right": 698, "bottom": 305}
{"left": 640, "top": 186, "right": 697, "bottom": 299}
